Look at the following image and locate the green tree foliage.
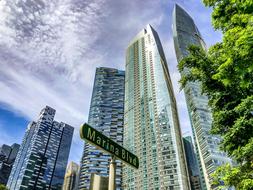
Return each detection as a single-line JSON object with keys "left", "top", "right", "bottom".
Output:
{"left": 0, "top": 184, "right": 8, "bottom": 190}
{"left": 178, "top": 0, "right": 253, "bottom": 189}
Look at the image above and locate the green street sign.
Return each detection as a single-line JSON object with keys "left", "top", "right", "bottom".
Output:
{"left": 80, "top": 123, "right": 139, "bottom": 169}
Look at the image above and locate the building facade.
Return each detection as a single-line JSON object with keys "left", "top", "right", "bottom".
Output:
{"left": 7, "top": 106, "right": 74, "bottom": 190}
{"left": 63, "top": 162, "right": 79, "bottom": 190}
{"left": 78, "top": 67, "right": 124, "bottom": 190}
{"left": 89, "top": 173, "right": 108, "bottom": 190}
{"left": 0, "top": 143, "right": 20, "bottom": 185}
{"left": 172, "top": 4, "right": 234, "bottom": 189}
{"left": 183, "top": 136, "right": 201, "bottom": 190}
{"left": 123, "top": 24, "right": 189, "bottom": 190}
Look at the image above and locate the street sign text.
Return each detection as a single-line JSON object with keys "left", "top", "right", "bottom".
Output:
{"left": 80, "top": 123, "right": 139, "bottom": 169}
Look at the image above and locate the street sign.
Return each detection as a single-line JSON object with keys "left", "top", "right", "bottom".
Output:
{"left": 80, "top": 123, "right": 139, "bottom": 169}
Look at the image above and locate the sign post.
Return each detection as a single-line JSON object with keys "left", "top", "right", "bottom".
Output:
{"left": 80, "top": 123, "right": 139, "bottom": 189}
{"left": 108, "top": 156, "right": 116, "bottom": 190}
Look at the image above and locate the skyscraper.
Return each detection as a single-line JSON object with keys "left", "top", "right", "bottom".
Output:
{"left": 172, "top": 4, "right": 234, "bottom": 189}
{"left": 183, "top": 136, "right": 201, "bottom": 190}
{"left": 63, "top": 162, "right": 79, "bottom": 190}
{"left": 0, "top": 143, "right": 20, "bottom": 185}
{"left": 123, "top": 24, "right": 189, "bottom": 190}
{"left": 7, "top": 106, "right": 74, "bottom": 190}
{"left": 78, "top": 67, "right": 124, "bottom": 190}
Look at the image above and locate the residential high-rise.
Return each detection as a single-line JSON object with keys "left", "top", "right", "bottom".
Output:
{"left": 123, "top": 24, "right": 189, "bottom": 190}
{"left": 183, "top": 136, "right": 201, "bottom": 190}
{"left": 7, "top": 106, "right": 74, "bottom": 190}
{"left": 63, "top": 162, "right": 79, "bottom": 190}
{"left": 172, "top": 4, "right": 234, "bottom": 189}
{"left": 78, "top": 67, "right": 124, "bottom": 190}
{"left": 0, "top": 143, "right": 20, "bottom": 185}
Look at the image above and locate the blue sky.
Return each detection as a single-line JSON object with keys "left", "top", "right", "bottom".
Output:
{"left": 0, "top": 0, "right": 221, "bottom": 164}
{"left": 0, "top": 104, "right": 28, "bottom": 146}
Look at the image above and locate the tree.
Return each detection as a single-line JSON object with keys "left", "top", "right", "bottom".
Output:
{"left": 0, "top": 184, "right": 8, "bottom": 190}
{"left": 178, "top": 0, "right": 253, "bottom": 189}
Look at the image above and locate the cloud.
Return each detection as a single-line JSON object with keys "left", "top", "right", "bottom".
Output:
{"left": 0, "top": 0, "right": 108, "bottom": 123}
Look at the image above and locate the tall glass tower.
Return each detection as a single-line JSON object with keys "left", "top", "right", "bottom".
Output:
{"left": 123, "top": 24, "right": 189, "bottom": 190}
{"left": 7, "top": 106, "right": 74, "bottom": 190}
{"left": 183, "top": 136, "right": 201, "bottom": 190}
{"left": 78, "top": 67, "right": 124, "bottom": 190}
{"left": 172, "top": 4, "right": 234, "bottom": 189}
{"left": 0, "top": 143, "right": 20, "bottom": 185}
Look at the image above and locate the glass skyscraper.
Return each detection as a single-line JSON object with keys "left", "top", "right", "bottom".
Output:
{"left": 172, "top": 4, "right": 233, "bottom": 189}
{"left": 0, "top": 143, "right": 20, "bottom": 185}
{"left": 123, "top": 24, "right": 189, "bottom": 190}
{"left": 7, "top": 106, "right": 74, "bottom": 190}
{"left": 183, "top": 136, "right": 201, "bottom": 190}
{"left": 78, "top": 67, "right": 124, "bottom": 190}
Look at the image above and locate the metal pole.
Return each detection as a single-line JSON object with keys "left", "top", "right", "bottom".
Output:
{"left": 108, "top": 155, "right": 116, "bottom": 190}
